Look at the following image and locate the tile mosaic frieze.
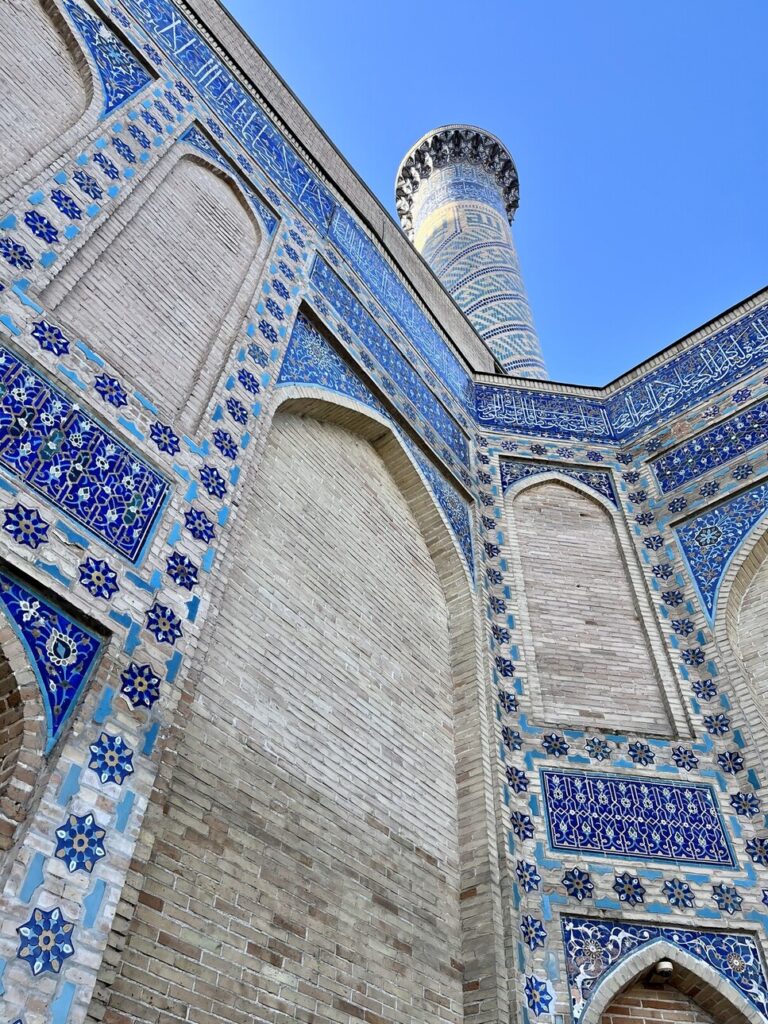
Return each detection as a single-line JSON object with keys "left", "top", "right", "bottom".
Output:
{"left": 328, "top": 208, "right": 474, "bottom": 410}
{"left": 652, "top": 396, "right": 768, "bottom": 492}
{"left": 476, "top": 383, "right": 613, "bottom": 442}
{"left": 541, "top": 769, "right": 735, "bottom": 867}
{"left": 310, "top": 255, "right": 469, "bottom": 467}
{"left": 605, "top": 305, "right": 768, "bottom": 440}
{"left": 478, "top": 303, "right": 768, "bottom": 442}
{"left": 500, "top": 458, "right": 617, "bottom": 506}
{"left": 675, "top": 479, "right": 768, "bottom": 622}
{"left": 0, "top": 567, "right": 103, "bottom": 748}
{"left": 563, "top": 916, "right": 768, "bottom": 1022}
{"left": 63, "top": 0, "right": 153, "bottom": 115}
{"left": 0, "top": 345, "right": 170, "bottom": 561}
{"left": 120, "top": 0, "right": 335, "bottom": 230}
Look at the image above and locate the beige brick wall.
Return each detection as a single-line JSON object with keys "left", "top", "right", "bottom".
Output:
{"left": 0, "top": 0, "right": 89, "bottom": 184}
{"left": 0, "top": 649, "right": 23, "bottom": 850}
{"left": 47, "top": 155, "right": 260, "bottom": 417}
{"left": 508, "top": 480, "right": 672, "bottom": 734}
{"left": 728, "top": 543, "right": 768, "bottom": 712}
{"left": 100, "top": 411, "right": 464, "bottom": 1024}
{"left": 601, "top": 982, "right": 715, "bottom": 1024}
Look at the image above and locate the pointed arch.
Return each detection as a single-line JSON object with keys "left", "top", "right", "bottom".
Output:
{"left": 0, "top": 0, "right": 97, "bottom": 200}
{"left": 580, "top": 938, "right": 761, "bottom": 1024}
{"left": 0, "top": 618, "right": 46, "bottom": 866}
{"left": 714, "top": 510, "right": 768, "bottom": 758}
{"left": 94, "top": 385, "right": 511, "bottom": 1024}
{"left": 42, "top": 148, "right": 268, "bottom": 427}
{"left": 503, "top": 470, "right": 687, "bottom": 736}
{"left": 272, "top": 386, "right": 475, "bottom": 588}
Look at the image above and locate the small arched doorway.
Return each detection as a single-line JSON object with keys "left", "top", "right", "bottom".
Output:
{"left": 0, "top": 633, "right": 46, "bottom": 855}
{"left": 601, "top": 975, "right": 725, "bottom": 1023}
{"left": 580, "top": 940, "right": 762, "bottom": 1024}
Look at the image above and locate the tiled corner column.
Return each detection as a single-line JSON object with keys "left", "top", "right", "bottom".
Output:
{"left": 396, "top": 125, "right": 546, "bottom": 379}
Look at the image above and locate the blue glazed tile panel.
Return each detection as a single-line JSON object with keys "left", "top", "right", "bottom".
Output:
{"left": 0, "top": 347, "right": 170, "bottom": 561}
{"left": 542, "top": 769, "right": 734, "bottom": 867}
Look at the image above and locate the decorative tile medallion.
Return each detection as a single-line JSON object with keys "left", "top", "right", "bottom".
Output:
{"left": 16, "top": 906, "right": 75, "bottom": 976}
{"left": 63, "top": 0, "right": 153, "bottom": 115}
{"left": 675, "top": 479, "right": 768, "bottom": 622}
{"left": 0, "top": 568, "right": 102, "bottom": 749}
{"left": 541, "top": 769, "right": 735, "bottom": 867}
{"left": 500, "top": 459, "right": 617, "bottom": 506}
{"left": 54, "top": 811, "right": 106, "bottom": 873}
{"left": 563, "top": 916, "right": 768, "bottom": 1022}
{"left": 0, "top": 346, "right": 170, "bottom": 561}
{"left": 88, "top": 732, "right": 134, "bottom": 785}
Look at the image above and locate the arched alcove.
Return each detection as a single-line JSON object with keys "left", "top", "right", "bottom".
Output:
{"left": 724, "top": 526, "right": 768, "bottom": 725}
{"left": 580, "top": 939, "right": 761, "bottom": 1024}
{"left": 709, "top": 517, "right": 768, "bottom": 765}
{"left": 44, "top": 153, "right": 262, "bottom": 421}
{"left": 92, "top": 391, "right": 509, "bottom": 1024}
{"left": 602, "top": 980, "right": 717, "bottom": 1023}
{"left": 0, "top": 0, "right": 92, "bottom": 185}
{"left": 505, "top": 474, "right": 679, "bottom": 735}
{"left": 0, "top": 627, "right": 46, "bottom": 858}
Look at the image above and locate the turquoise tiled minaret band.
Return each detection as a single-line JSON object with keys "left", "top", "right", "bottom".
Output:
{"left": 396, "top": 125, "right": 547, "bottom": 379}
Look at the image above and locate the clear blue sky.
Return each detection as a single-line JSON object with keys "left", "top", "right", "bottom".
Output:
{"left": 222, "top": 1, "right": 767, "bottom": 385}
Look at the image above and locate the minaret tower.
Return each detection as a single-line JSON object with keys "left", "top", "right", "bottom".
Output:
{"left": 395, "top": 125, "right": 547, "bottom": 379}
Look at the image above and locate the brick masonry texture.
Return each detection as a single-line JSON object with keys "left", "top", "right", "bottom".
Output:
{"left": 0, "top": 2, "right": 767, "bottom": 1024}
{"left": 601, "top": 983, "right": 715, "bottom": 1024}
{"left": 45, "top": 154, "right": 262, "bottom": 420}
{"left": 101, "top": 412, "right": 463, "bottom": 1024}
{"left": 508, "top": 480, "right": 672, "bottom": 734}
{"left": 0, "top": 0, "right": 89, "bottom": 184}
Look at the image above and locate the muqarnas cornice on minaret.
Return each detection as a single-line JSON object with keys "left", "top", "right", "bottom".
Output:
{"left": 396, "top": 124, "right": 547, "bottom": 379}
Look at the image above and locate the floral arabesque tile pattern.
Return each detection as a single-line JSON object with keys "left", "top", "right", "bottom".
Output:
{"left": 63, "top": 0, "right": 153, "bottom": 115}
{"left": 278, "top": 314, "right": 387, "bottom": 420}
{"left": 652, "top": 396, "right": 768, "bottom": 492}
{"left": 500, "top": 459, "right": 617, "bottom": 506}
{"left": 0, "top": 568, "right": 102, "bottom": 748}
{"left": 0, "top": 346, "right": 170, "bottom": 561}
{"left": 675, "top": 479, "right": 768, "bottom": 622}
{"left": 563, "top": 916, "right": 768, "bottom": 1022}
{"left": 541, "top": 769, "right": 735, "bottom": 867}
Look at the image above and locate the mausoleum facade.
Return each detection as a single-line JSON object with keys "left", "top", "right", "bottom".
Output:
{"left": 0, "top": 3, "right": 767, "bottom": 1024}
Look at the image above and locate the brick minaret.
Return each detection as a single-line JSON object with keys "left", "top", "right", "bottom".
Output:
{"left": 396, "top": 124, "right": 547, "bottom": 378}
